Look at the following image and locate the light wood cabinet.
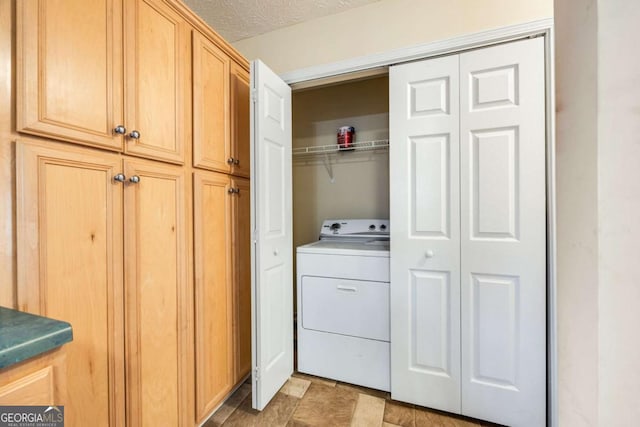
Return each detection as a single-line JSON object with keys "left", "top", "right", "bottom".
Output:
{"left": 232, "top": 177, "right": 251, "bottom": 381}
{"left": 123, "top": 0, "right": 190, "bottom": 164}
{"left": 17, "top": 0, "right": 190, "bottom": 164}
{"left": 230, "top": 65, "right": 251, "bottom": 178}
{"left": 0, "top": 348, "right": 67, "bottom": 406}
{"left": 17, "top": 140, "right": 125, "bottom": 427}
{"left": 123, "top": 158, "right": 192, "bottom": 426}
{"left": 192, "top": 35, "right": 250, "bottom": 178}
{"left": 192, "top": 31, "right": 231, "bottom": 172}
{"left": 17, "top": 140, "right": 193, "bottom": 426}
{"left": 193, "top": 170, "right": 234, "bottom": 422}
{"left": 192, "top": 172, "right": 251, "bottom": 423}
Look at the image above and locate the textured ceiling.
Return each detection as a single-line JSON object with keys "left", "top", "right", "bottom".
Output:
{"left": 183, "top": 0, "right": 381, "bottom": 42}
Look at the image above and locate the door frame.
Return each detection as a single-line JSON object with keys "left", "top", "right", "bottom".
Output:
{"left": 279, "top": 18, "right": 557, "bottom": 427}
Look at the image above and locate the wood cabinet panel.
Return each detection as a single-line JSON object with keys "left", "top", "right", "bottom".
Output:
{"left": 0, "top": 348, "right": 66, "bottom": 406}
{"left": 124, "top": 0, "right": 190, "bottom": 164}
{"left": 230, "top": 65, "right": 250, "bottom": 178}
{"left": 17, "top": 0, "right": 123, "bottom": 150}
{"left": 123, "top": 158, "right": 190, "bottom": 427}
{"left": 16, "top": 140, "right": 125, "bottom": 427}
{"left": 193, "top": 170, "right": 234, "bottom": 422}
{"left": 232, "top": 177, "right": 251, "bottom": 381}
{"left": 193, "top": 31, "right": 231, "bottom": 172}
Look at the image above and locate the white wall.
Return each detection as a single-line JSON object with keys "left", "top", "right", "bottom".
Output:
{"left": 234, "top": 0, "right": 553, "bottom": 74}
{"left": 555, "top": 0, "right": 599, "bottom": 424}
{"left": 597, "top": 0, "right": 640, "bottom": 424}
{"left": 556, "top": 0, "right": 640, "bottom": 424}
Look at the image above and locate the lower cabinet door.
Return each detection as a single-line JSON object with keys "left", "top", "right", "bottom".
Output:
{"left": 193, "top": 170, "right": 234, "bottom": 422}
{"left": 16, "top": 140, "right": 125, "bottom": 427}
{"left": 0, "top": 348, "right": 67, "bottom": 407}
{"left": 123, "top": 158, "right": 191, "bottom": 426}
{"left": 232, "top": 177, "right": 251, "bottom": 381}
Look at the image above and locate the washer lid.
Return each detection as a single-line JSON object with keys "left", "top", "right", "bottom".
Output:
{"left": 297, "top": 239, "right": 390, "bottom": 257}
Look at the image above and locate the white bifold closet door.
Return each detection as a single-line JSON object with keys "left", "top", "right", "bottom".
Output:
{"left": 390, "top": 37, "right": 546, "bottom": 427}
{"left": 250, "top": 59, "right": 293, "bottom": 411}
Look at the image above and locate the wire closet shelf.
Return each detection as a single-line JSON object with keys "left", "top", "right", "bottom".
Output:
{"left": 292, "top": 139, "right": 389, "bottom": 157}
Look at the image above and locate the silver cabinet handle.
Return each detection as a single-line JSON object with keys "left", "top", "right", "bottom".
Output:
{"left": 114, "top": 125, "right": 126, "bottom": 135}
{"left": 234, "top": 159, "right": 240, "bottom": 165}
{"left": 113, "top": 173, "right": 126, "bottom": 182}
{"left": 228, "top": 188, "right": 240, "bottom": 194}
{"left": 129, "top": 175, "right": 140, "bottom": 184}
{"left": 227, "top": 157, "right": 235, "bottom": 164}
{"left": 129, "top": 130, "right": 140, "bottom": 139}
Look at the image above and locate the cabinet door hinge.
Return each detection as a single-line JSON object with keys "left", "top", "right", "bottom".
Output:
{"left": 254, "top": 367, "right": 260, "bottom": 381}
{"left": 251, "top": 89, "right": 258, "bottom": 103}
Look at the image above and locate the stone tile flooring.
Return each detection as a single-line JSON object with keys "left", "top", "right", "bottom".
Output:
{"left": 204, "top": 373, "right": 501, "bottom": 426}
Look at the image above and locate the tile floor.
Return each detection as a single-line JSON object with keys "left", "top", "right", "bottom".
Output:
{"left": 204, "top": 373, "right": 502, "bottom": 427}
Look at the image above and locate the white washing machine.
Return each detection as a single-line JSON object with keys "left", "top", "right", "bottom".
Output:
{"left": 296, "top": 219, "right": 390, "bottom": 391}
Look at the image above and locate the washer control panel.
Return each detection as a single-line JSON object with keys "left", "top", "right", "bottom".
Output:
{"left": 320, "top": 219, "right": 390, "bottom": 237}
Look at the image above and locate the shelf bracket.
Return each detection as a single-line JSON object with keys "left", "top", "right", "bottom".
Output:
{"left": 322, "top": 153, "right": 335, "bottom": 183}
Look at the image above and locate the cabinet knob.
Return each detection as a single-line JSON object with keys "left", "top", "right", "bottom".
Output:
{"left": 234, "top": 159, "right": 240, "bottom": 165}
{"left": 228, "top": 187, "right": 240, "bottom": 194}
{"left": 227, "top": 157, "right": 235, "bottom": 164}
{"left": 114, "top": 125, "right": 126, "bottom": 135}
{"left": 129, "top": 130, "right": 141, "bottom": 139}
{"left": 129, "top": 175, "right": 141, "bottom": 184}
{"left": 425, "top": 250, "right": 435, "bottom": 258}
{"left": 113, "top": 173, "right": 126, "bottom": 182}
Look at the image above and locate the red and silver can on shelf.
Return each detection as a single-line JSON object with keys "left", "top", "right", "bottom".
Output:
{"left": 337, "top": 126, "right": 355, "bottom": 150}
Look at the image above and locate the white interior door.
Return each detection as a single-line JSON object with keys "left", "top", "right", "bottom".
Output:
{"left": 250, "top": 59, "right": 293, "bottom": 411}
{"left": 389, "top": 54, "right": 462, "bottom": 413}
{"left": 459, "top": 37, "right": 546, "bottom": 427}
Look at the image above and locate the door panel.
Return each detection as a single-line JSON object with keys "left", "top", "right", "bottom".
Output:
{"left": 193, "top": 171, "right": 233, "bottom": 422}
{"left": 192, "top": 31, "right": 231, "bottom": 172}
{"left": 124, "top": 159, "right": 189, "bottom": 426}
{"left": 232, "top": 177, "right": 252, "bottom": 381}
{"left": 16, "top": 140, "right": 124, "bottom": 427}
{"left": 389, "top": 55, "right": 461, "bottom": 414}
{"left": 459, "top": 37, "right": 546, "bottom": 427}
{"left": 250, "top": 60, "right": 293, "bottom": 411}
{"left": 17, "top": 0, "right": 123, "bottom": 150}
{"left": 124, "top": 0, "right": 189, "bottom": 163}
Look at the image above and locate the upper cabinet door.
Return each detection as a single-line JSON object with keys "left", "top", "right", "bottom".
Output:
{"left": 192, "top": 31, "right": 231, "bottom": 172}
{"left": 230, "top": 64, "right": 251, "bottom": 178}
{"left": 17, "top": 0, "right": 124, "bottom": 151}
{"left": 123, "top": 0, "right": 190, "bottom": 164}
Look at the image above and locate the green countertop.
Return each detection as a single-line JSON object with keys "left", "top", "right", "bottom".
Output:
{"left": 0, "top": 307, "right": 73, "bottom": 369}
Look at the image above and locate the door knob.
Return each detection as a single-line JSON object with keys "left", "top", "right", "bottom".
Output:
{"left": 113, "top": 173, "right": 126, "bottom": 182}
{"left": 425, "top": 250, "right": 435, "bottom": 258}
{"left": 128, "top": 130, "right": 140, "bottom": 139}
{"left": 114, "top": 125, "right": 126, "bottom": 135}
{"left": 129, "top": 175, "right": 140, "bottom": 184}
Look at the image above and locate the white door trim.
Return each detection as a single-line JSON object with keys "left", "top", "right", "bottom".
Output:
{"left": 280, "top": 18, "right": 557, "bottom": 427}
